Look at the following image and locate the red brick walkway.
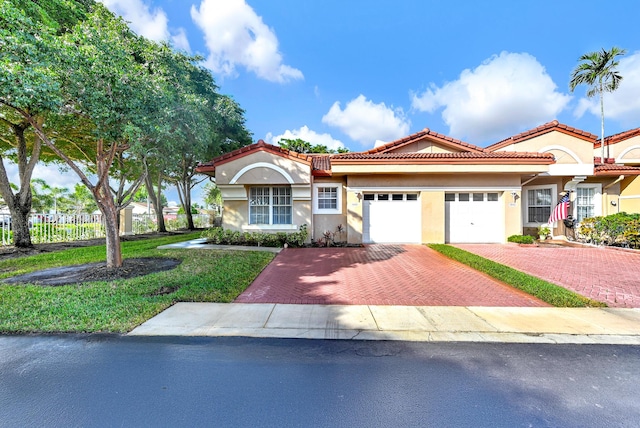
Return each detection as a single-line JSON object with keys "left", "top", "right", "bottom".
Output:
{"left": 235, "top": 245, "right": 548, "bottom": 306}
{"left": 456, "top": 244, "right": 640, "bottom": 308}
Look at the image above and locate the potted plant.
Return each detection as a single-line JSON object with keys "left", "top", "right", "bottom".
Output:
{"left": 538, "top": 225, "right": 551, "bottom": 240}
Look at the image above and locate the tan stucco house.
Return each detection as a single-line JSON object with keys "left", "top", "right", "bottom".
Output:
{"left": 195, "top": 121, "right": 640, "bottom": 244}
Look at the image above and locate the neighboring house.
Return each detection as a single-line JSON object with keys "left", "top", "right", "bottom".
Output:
{"left": 127, "top": 202, "right": 182, "bottom": 218}
{"left": 195, "top": 121, "right": 640, "bottom": 244}
{"left": 129, "top": 202, "right": 155, "bottom": 216}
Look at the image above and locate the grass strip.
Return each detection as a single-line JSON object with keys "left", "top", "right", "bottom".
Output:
{"left": 428, "top": 244, "right": 606, "bottom": 308}
{"left": 0, "top": 234, "right": 274, "bottom": 333}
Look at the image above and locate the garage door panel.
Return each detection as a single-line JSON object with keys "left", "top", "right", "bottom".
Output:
{"left": 445, "top": 192, "right": 502, "bottom": 243}
{"left": 363, "top": 194, "right": 420, "bottom": 243}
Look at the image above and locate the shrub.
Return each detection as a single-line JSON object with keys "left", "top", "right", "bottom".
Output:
{"left": 537, "top": 226, "right": 550, "bottom": 238}
{"left": 507, "top": 235, "right": 535, "bottom": 244}
{"left": 201, "top": 224, "right": 309, "bottom": 247}
{"left": 578, "top": 212, "right": 640, "bottom": 248}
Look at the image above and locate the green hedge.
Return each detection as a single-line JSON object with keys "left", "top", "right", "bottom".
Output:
{"left": 507, "top": 234, "right": 535, "bottom": 244}
{"left": 578, "top": 212, "right": 640, "bottom": 248}
{"left": 201, "top": 224, "right": 309, "bottom": 248}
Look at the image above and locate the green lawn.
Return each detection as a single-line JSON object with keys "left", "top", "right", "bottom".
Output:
{"left": 0, "top": 233, "right": 274, "bottom": 333}
{"left": 428, "top": 244, "right": 606, "bottom": 308}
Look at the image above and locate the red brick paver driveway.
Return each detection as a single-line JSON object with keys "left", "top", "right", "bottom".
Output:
{"left": 456, "top": 244, "right": 640, "bottom": 308}
{"left": 236, "top": 245, "right": 548, "bottom": 306}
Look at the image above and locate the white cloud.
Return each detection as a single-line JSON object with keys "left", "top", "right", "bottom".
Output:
{"left": 3, "top": 162, "right": 82, "bottom": 193}
{"left": 573, "top": 51, "right": 640, "bottom": 127}
{"left": 171, "top": 28, "right": 192, "bottom": 53}
{"left": 266, "top": 126, "right": 345, "bottom": 151}
{"left": 411, "top": 52, "right": 571, "bottom": 143}
{"left": 322, "top": 95, "right": 410, "bottom": 147}
{"left": 190, "top": 0, "right": 303, "bottom": 83}
{"left": 99, "top": 0, "right": 190, "bottom": 51}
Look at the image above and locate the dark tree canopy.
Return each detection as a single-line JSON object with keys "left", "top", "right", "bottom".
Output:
{"left": 277, "top": 138, "right": 349, "bottom": 154}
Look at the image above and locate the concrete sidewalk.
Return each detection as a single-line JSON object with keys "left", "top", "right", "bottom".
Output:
{"left": 129, "top": 303, "right": 640, "bottom": 345}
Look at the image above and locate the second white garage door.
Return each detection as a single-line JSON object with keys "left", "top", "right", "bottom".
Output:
{"left": 445, "top": 192, "right": 503, "bottom": 243}
{"left": 363, "top": 193, "right": 421, "bottom": 243}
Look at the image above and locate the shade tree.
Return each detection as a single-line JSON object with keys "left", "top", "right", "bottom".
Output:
{"left": 1, "top": 4, "right": 152, "bottom": 267}
{"left": 0, "top": 0, "right": 90, "bottom": 247}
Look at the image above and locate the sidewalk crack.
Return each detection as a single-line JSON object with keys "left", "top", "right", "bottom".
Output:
{"left": 262, "top": 304, "right": 277, "bottom": 328}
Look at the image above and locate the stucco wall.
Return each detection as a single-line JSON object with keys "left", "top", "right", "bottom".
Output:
{"left": 391, "top": 139, "right": 464, "bottom": 154}
{"left": 608, "top": 135, "right": 640, "bottom": 162}
{"left": 504, "top": 191, "right": 522, "bottom": 240}
{"left": 620, "top": 176, "right": 640, "bottom": 214}
{"left": 222, "top": 199, "right": 310, "bottom": 235}
{"left": 216, "top": 151, "right": 310, "bottom": 185}
{"left": 496, "top": 131, "right": 594, "bottom": 165}
{"left": 215, "top": 151, "right": 312, "bottom": 240}
{"left": 346, "top": 190, "right": 363, "bottom": 244}
{"left": 312, "top": 177, "right": 348, "bottom": 242}
{"left": 347, "top": 174, "right": 521, "bottom": 189}
{"left": 421, "top": 191, "right": 444, "bottom": 243}
{"left": 221, "top": 200, "right": 247, "bottom": 231}
{"left": 600, "top": 180, "right": 620, "bottom": 217}
{"left": 293, "top": 201, "right": 312, "bottom": 233}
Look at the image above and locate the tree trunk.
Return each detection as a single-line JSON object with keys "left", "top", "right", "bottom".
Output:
{"left": 92, "top": 139, "right": 123, "bottom": 268}
{"left": 99, "top": 199, "right": 122, "bottom": 268}
{"left": 600, "top": 80, "right": 606, "bottom": 162}
{"left": 0, "top": 121, "right": 40, "bottom": 248}
{"left": 176, "top": 178, "right": 195, "bottom": 230}
{"left": 144, "top": 171, "right": 166, "bottom": 233}
{"left": 8, "top": 199, "right": 32, "bottom": 247}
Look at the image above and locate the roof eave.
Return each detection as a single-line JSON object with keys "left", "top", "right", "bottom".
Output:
{"left": 330, "top": 158, "right": 554, "bottom": 166}
{"left": 594, "top": 169, "right": 640, "bottom": 176}
{"left": 195, "top": 165, "right": 215, "bottom": 175}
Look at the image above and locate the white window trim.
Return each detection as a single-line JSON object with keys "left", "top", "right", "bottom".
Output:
{"left": 248, "top": 186, "right": 293, "bottom": 226}
{"left": 523, "top": 184, "right": 557, "bottom": 227}
{"left": 313, "top": 183, "right": 342, "bottom": 214}
{"left": 574, "top": 183, "right": 602, "bottom": 224}
{"left": 243, "top": 224, "right": 298, "bottom": 231}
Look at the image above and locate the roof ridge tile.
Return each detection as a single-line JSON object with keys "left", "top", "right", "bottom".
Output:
{"left": 604, "top": 127, "right": 640, "bottom": 145}
{"left": 485, "top": 120, "right": 597, "bottom": 151}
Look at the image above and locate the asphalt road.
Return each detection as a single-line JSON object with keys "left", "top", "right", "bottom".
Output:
{"left": 1, "top": 335, "right": 639, "bottom": 427}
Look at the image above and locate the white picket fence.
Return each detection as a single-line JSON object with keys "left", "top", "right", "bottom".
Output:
{"left": 0, "top": 213, "right": 212, "bottom": 246}
{"left": 130, "top": 213, "right": 212, "bottom": 235}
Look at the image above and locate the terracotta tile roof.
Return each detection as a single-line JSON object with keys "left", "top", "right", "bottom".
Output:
{"left": 195, "top": 140, "right": 313, "bottom": 174}
{"left": 331, "top": 151, "right": 554, "bottom": 165}
{"left": 594, "top": 163, "right": 640, "bottom": 176}
{"left": 593, "top": 157, "right": 616, "bottom": 164}
{"left": 486, "top": 120, "right": 598, "bottom": 152}
{"left": 366, "top": 128, "right": 485, "bottom": 154}
{"left": 310, "top": 155, "right": 332, "bottom": 176}
{"left": 601, "top": 127, "right": 640, "bottom": 147}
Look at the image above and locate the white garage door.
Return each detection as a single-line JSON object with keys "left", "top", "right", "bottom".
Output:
{"left": 363, "top": 193, "right": 421, "bottom": 243}
{"left": 445, "top": 192, "right": 502, "bottom": 243}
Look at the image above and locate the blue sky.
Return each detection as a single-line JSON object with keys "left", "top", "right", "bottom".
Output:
{"left": 23, "top": 0, "right": 640, "bottom": 205}
{"left": 101, "top": 0, "right": 640, "bottom": 150}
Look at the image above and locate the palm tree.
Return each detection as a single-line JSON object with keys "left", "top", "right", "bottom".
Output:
{"left": 569, "top": 47, "right": 626, "bottom": 163}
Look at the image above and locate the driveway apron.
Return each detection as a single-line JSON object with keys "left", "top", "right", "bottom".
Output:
{"left": 455, "top": 244, "right": 640, "bottom": 308}
{"left": 235, "top": 245, "right": 548, "bottom": 306}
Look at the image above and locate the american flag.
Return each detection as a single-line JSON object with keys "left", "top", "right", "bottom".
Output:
{"left": 548, "top": 193, "right": 570, "bottom": 224}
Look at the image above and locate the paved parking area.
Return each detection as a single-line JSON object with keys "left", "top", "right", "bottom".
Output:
{"left": 235, "top": 245, "right": 548, "bottom": 307}
{"left": 455, "top": 244, "right": 640, "bottom": 308}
